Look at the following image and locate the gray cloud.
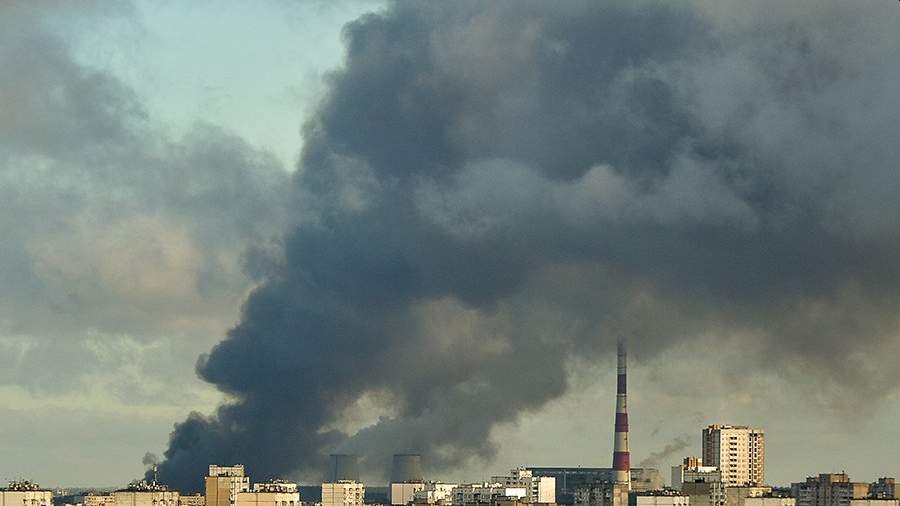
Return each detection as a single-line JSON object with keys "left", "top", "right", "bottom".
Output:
{"left": 0, "top": 1, "right": 290, "bottom": 401}
{"left": 120, "top": 0, "right": 897, "bottom": 490}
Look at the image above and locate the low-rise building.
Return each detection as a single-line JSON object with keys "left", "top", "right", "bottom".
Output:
{"left": 743, "top": 498, "right": 795, "bottom": 506}
{"left": 792, "top": 474, "right": 869, "bottom": 506}
{"left": 452, "top": 484, "right": 527, "bottom": 506}
{"left": 851, "top": 500, "right": 899, "bottom": 506}
{"left": 393, "top": 484, "right": 426, "bottom": 506}
{"left": 574, "top": 482, "right": 629, "bottom": 506}
{"left": 491, "top": 468, "right": 555, "bottom": 504}
{"left": 85, "top": 495, "right": 116, "bottom": 506}
{"left": 412, "top": 483, "right": 458, "bottom": 506}
{"left": 1, "top": 481, "right": 54, "bottom": 506}
{"left": 630, "top": 491, "right": 689, "bottom": 506}
{"left": 114, "top": 481, "right": 179, "bottom": 506}
{"left": 236, "top": 482, "right": 298, "bottom": 506}
{"left": 181, "top": 496, "right": 205, "bottom": 506}
{"left": 869, "top": 480, "right": 900, "bottom": 500}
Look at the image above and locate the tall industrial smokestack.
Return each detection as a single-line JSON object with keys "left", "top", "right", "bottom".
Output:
{"left": 612, "top": 340, "right": 630, "bottom": 489}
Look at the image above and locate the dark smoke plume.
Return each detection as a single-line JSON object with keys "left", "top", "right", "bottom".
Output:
{"left": 153, "top": 0, "right": 900, "bottom": 491}
{"left": 639, "top": 437, "right": 691, "bottom": 468}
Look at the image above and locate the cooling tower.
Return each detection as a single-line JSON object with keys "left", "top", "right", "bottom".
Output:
{"left": 328, "top": 454, "right": 359, "bottom": 482}
{"left": 391, "top": 454, "right": 424, "bottom": 483}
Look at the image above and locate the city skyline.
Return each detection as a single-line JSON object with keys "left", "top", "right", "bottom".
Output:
{"left": 2, "top": 0, "right": 900, "bottom": 490}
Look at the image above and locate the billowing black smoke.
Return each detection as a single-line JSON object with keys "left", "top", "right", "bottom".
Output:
{"left": 153, "top": 0, "right": 900, "bottom": 491}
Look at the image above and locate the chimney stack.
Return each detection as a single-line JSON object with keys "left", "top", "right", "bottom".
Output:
{"left": 612, "top": 340, "right": 630, "bottom": 489}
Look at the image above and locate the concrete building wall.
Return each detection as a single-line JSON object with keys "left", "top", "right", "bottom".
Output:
{"left": 392, "top": 484, "right": 426, "bottom": 505}
{"left": 235, "top": 491, "right": 299, "bottom": 506}
{"left": 743, "top": 499, "right": 795, "bottom": 506}
{"left": 452, "top": 485, "right": 526, "bottom": 506}
{"left": 631, "top": 495, "right": 690, "bottom": 506}
{"left": 673, "top": 466, "right": 720, "bottom": 492}
{"left": 0, "top": 490, "right": 54, "bottom": 506}
{"left": 85, "top": 495, "right": 116, "bottom": 506}
{"left": 869, "top": 480, "right": 899, "bottom": 500}
{"left": 113, "top": 491, "right": 180, "bottom": 506}
{"left": 180, "top": 496, "right": 205, "bottom": 506}
{"left": 726, "top": 486, "right": 772, "bottom": 506}
{"left": 321, "top": 482, "right": 364, "bottom": 506}
{"left": 490, "top": 468, "right": 556, "bottom": 504}
{"left": 206, "top": 466, "right": 250, "bottom": 506}
{"left": 574, "top": 482, "right": 629, "bottom": 506}
{"left": 792, "top": 474, "right": 869, "bottom": 506}
{"left": 850, "top": 500, "right": 899, "bottom": 506}
{"left": 413, "top": 483, "right": 458, "bottom": 505}
{"left": 682, "top": 482, "right": 725, "bottom": 506}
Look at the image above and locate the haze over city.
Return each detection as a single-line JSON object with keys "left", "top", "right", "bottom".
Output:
{"left": 2, "top": 0, "right": 899, "bottom": 495}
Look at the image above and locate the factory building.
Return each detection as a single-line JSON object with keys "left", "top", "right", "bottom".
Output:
{"left": 490, "top": 468, "right": 556, "bottom": 504}
{"left": 791, "top": 474, "right": 869, "bottom": 506}
{"left": 701, "top": 426, "right": 765, "bottom": 487}
{"left": 236, "top": 482, "right": 299, "bottom": 506}
{"left": 528, "top": 469, "right": 662, "bottom": 502}
{"left": 0, "top": 481, "right": 54, "bottom": 506}
{"left": 206, "top": 465, "right": 250, "bottom": 506}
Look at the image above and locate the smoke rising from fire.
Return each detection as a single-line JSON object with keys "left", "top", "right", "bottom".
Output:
{"left": 152, "top": 0, "right": 900, "bottom": 491}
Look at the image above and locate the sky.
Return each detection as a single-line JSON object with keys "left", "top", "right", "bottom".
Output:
{"left": 2, "top": 0, "right": 900, "bottom": 492}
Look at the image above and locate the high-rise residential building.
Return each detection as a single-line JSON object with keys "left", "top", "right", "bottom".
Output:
{"left": 322, "top": 481, "right": 365, "bottom": 506}
{"left": 206, "top": 465, "right": 251, "bottom": 506}
{"left": 701, "top": 425, "right": 765, "bottom": 486}
{"left": 791, "top": 474, "right": 869, "bottom": 506}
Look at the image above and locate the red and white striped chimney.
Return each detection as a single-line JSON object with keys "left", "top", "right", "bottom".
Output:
{"left": 612, "top": 339, "right": 630, "bottom": 489}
